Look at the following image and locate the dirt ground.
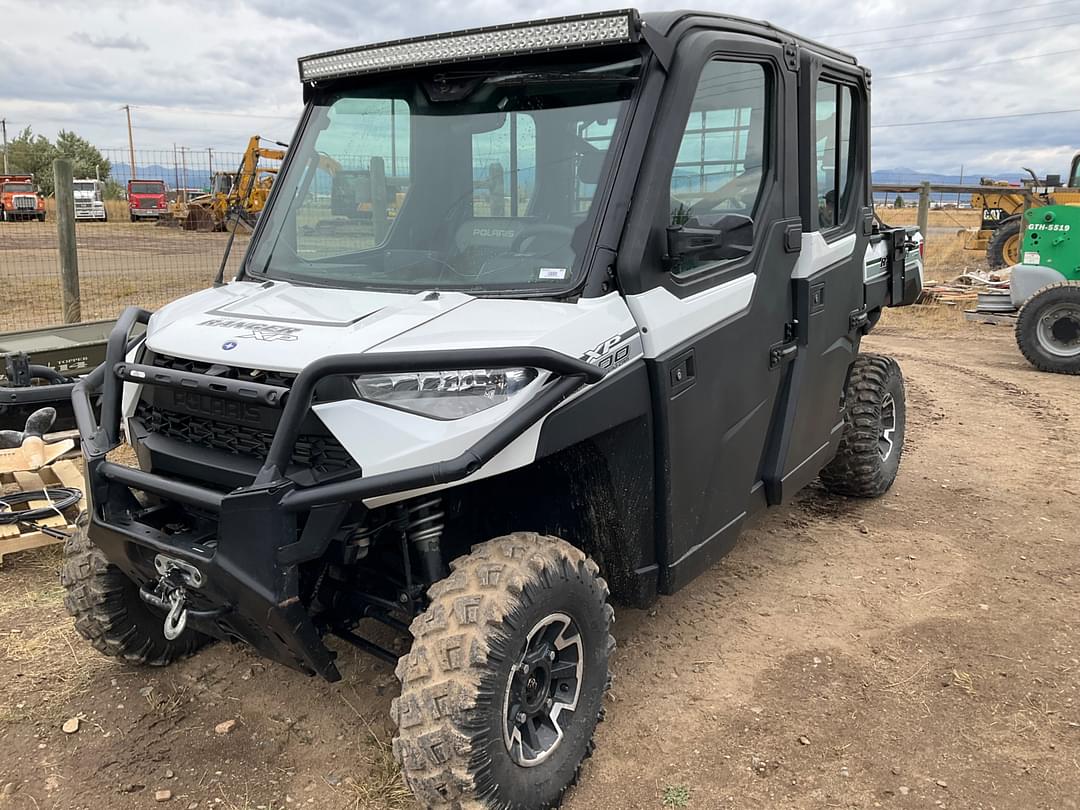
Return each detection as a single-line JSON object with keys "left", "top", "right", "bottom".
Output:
{"left": 0, "top": 306, "right": 1076, "bottom": 810}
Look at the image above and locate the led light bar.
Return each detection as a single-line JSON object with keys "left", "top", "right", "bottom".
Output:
{"left": 298, "top": 10, "right": 640, "bottom": 82}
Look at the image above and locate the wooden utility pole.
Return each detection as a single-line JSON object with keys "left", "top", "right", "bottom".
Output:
{"left": 917, "top": 181, "right": 931, "bottom": 241}
{"left": 1, "top": 119, "right": 8, "bottom": 174}
{"left": 123, "top": 105, "right": 137, "bottom": 179}
{"left": 53, "top": 158, "right": 81, "bottom": 324}
{"left": 370, "top": 156, "right": 389, "bottom": 244}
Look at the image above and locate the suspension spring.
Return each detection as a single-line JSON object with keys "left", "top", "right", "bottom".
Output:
{"left": 404, "top": 496, "right": 446, "bottom": 584}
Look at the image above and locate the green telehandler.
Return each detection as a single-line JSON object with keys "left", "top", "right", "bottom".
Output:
{"left": 971, "top": 204, "right": 1080, "bottom": 374}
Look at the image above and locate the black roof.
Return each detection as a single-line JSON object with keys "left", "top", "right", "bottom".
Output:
{"left": 640, "top": 9, "right": 858, "bottom": 65}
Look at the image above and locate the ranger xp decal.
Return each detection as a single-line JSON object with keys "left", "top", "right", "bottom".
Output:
{"left": 582, "top": 329, "right": 638, "bottom": 371}
{"left": 199, "top": 319, "right": 302, "bottom": 342}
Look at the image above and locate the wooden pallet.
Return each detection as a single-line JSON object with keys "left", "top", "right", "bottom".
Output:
{"left": 0, "top": 459, "right": 85, "bottom": 564}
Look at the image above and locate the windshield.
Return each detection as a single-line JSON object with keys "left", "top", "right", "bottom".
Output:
{"left": 4, "top": 183, "right": 34, "bottom": 193}
{"left": 130, "top": 182, "right": 164, "bottom": 195}
{"left": 73, "top": 182, "right": 97, "bottom": 192}
{"left": 247, "top": 55, "right": 640, "bottom": 294}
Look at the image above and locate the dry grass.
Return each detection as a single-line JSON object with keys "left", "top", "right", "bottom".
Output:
{"left": 875, "top": 207, "right": 981, "bottom": 229}
{"left": 878, "top": 302, "right": 976, "bottom": 333}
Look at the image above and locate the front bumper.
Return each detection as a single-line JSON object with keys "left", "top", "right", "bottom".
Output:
{"left": 130, "top": 209, "right": 163, "bottom": 217}
{"left": 74, "top": 307, "right": 601, "bottom": 679}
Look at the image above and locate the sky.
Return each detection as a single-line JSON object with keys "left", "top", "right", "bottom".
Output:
{"left": 0, "top": 0, "right": 1075, "bottom": 177}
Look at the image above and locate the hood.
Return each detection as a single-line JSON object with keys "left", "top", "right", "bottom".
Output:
{"left": 145, "top": 281, "right": 476, "bottom": 370}
{"left": 144, "top": 280, "right": 632, "bottom": 373}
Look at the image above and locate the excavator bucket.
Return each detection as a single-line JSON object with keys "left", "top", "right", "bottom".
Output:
{"left": 183, "top": 204, "right": 218, "bottom": 233}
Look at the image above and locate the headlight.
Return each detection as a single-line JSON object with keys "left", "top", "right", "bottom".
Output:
{"left": 354, "top": 368, "right": 538, "bottom": 420}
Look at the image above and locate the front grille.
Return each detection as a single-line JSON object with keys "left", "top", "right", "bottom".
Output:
{"left": 152, "top": 353, "right": 296, "bottom": 388}
{"left": 14, "top": 196, "right": 35, "bottom": 210}
{"left": 137, "top": 198, "right": 156, "bottom": 209}
{"left": 135, "top": 402, "right": 357, "bottom": 475}
{"left": 138, "top": 353, "right": 356, "bottom": 477}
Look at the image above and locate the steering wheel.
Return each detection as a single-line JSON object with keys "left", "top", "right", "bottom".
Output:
{"left": 680, "top": 168, "right": 763, "bottom": 218}
{"left": 510, "top": 224, "right": 576, "bottom": 254}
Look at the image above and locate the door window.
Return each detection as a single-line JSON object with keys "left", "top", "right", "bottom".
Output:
{"left": 669, "top": 59, "right": 768, "bottom": 276}
{"left": 814, "top": 81, "right": 856, "bottom": 230}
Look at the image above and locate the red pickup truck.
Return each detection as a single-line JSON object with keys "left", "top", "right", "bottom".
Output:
{"left": 127, "top": 179, "right": 168, "bottom": 221}
{"left": 0, "top": 175, "right": 46, "bottom": 222}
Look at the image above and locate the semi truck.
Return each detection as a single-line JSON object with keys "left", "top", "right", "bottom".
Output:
{"left": 73, "top": 178, "right": 107, "bottom": 221}
{"left": 127, "top": 179, "right": 168, "bottom": 221}
{"left": 0, "top": 175, "right": 46, "bottom": 222}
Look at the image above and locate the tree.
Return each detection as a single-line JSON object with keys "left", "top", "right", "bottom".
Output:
{"left": 894, "top": 194, "right": 905, "bottom": 209}
{"left": 55, "top": 130, "right": 111, "bottom": 186}
{"left": 3, "top": 128, "right": 111, "bottom": 195}
{"left": 6, "top": 127, "right": 57, "bottom": 193}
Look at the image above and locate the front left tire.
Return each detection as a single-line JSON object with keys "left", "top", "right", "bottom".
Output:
{"left": 61, "top": 517, "right": 209, "bottom": 666}
{"left": 392, "top": 533, "right": 614, "bottom": 809}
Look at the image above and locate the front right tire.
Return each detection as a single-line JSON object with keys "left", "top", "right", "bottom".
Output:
{"left": 392, "top": 533, "right": 614, "bottom": 809}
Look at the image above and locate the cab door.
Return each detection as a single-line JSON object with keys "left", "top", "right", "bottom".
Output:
{"left": 617, "top": 31, "right": 802, "bottom": 593}
{"left": 774, "top": 61, "right": 872, "bottom": 498}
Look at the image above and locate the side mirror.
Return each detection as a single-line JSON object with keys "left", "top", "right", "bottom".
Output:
{"left": 665, "top": 213, "right": 754, "bottom": 270}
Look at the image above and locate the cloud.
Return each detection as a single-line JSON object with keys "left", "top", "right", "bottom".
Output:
{"left": 71, "top": 32, "right": 149, "bottom": 51}
{"left": 0, "top": 0, "right": 1076, "bottom": 177}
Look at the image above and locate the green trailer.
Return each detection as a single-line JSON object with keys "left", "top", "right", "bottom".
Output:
{"left": 0, "top": 319, "right": 126, "bottom": 433}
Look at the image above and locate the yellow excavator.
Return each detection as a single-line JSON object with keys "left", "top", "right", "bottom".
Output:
{"left": 174, "top": 135, "right": 287, "bottom": 232}
{"left": 968, "top": 152, "right": 1080, "bottom": 268}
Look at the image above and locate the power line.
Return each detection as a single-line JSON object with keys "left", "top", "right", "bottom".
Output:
{"left": 849, "top": 11, "right": 1080, "bottom": 48}
{"left": 819, "top": 0, "right": 1079, "bottom": 38}
{"left": 855, "top": 19, "right": 1079, "bottom": 54}
{"left": 873, "top": 107, "right": 1080, "bottom": 128}
{"left": 130, "top": 103, "right": 298, "bottom": 122}
{"left": 875, "top": 48, "right": 1080, "bottom": 80}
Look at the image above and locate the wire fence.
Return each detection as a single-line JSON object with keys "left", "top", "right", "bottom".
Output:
{"left": 0, "top": 149, "right": 271, "bottom": 333}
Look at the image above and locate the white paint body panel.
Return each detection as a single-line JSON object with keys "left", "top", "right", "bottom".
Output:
{"left": 625, "top": 273, "right": 755, "bottom": 357}
{"left": 144, "top": 283, "right": 641, "bottom": 504}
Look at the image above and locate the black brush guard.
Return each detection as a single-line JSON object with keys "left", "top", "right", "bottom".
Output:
{"left": 73, "top": 306, "right": 603, "bottom": 680}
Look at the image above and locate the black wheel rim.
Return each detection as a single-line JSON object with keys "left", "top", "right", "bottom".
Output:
{"left": 878, "top": 392, "right": 897, "bottom": 462}
{"left": 502, "top": 612, "right": 584, "bottom": 767}
{"left": 1036, "top": 303, "right": 1080, "bottom": 359}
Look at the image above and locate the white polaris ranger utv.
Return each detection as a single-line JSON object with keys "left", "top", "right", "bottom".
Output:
{"left": 65, "top": 9, "right": 922, "bottom": 808}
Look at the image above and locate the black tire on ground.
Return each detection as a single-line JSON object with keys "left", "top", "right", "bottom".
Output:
{"left": 986, "top": 216, "right": 1022, "bottom": 270}
{"left": 1015, "top": 282, "right": 1080, "bottom": 375}
{"left": 392, "top": 533, "right": 614, "bottom": 810}
{"left": 820, "top": 354, "right": 906, "bottom": 498}
{"left": 130, "top": 213, "right": 137, "bottom": 223}
{"left": 60, "top": 517, "right": 209, "bottom": 665}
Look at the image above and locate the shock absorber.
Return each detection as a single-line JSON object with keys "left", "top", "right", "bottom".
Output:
{"left": 404, "top": 496, "right": 447, "bottom": 584}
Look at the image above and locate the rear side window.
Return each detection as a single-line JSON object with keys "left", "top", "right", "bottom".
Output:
{"left": 668, "top": 59, "right": 769, "bottom": 276}
{"left": 814, "top": 80, "right": 856, "bottom": 230}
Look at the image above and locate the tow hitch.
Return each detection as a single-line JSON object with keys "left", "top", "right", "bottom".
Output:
{"left": 139, "top": 554, "right": 230, "bottom": 640}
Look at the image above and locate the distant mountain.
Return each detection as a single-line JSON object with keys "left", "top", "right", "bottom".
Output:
{"left": 871, "top": 168, "right": 1027, "bottom": 185}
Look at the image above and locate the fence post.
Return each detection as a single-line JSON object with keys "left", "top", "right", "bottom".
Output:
{"left": 370, "top": 156, "right": 389, "bottom": 244}
{"left": 489, "top": 163, "right": 505, "bottom": 217}
{"left": 53, "top": 158, "right": 81, "bottom": 324}
{"left": 917, "top": 181, "right": 931, "bottom": 239}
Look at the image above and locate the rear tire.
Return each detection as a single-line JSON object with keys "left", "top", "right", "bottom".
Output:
{"left": 820, "top": 354, "right": 906, "bottom": 498}
{"left": 1015, "top": 282, "right": 1080, "bottom": 375}
{"left": 987, "top": 217, "right": 1022, "bottom": 269}
{"left": 392, "top": 533, "right": 614, "bottom": 809}
{"left": 61, "top": 518, "right": 209, "bottom": 666}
